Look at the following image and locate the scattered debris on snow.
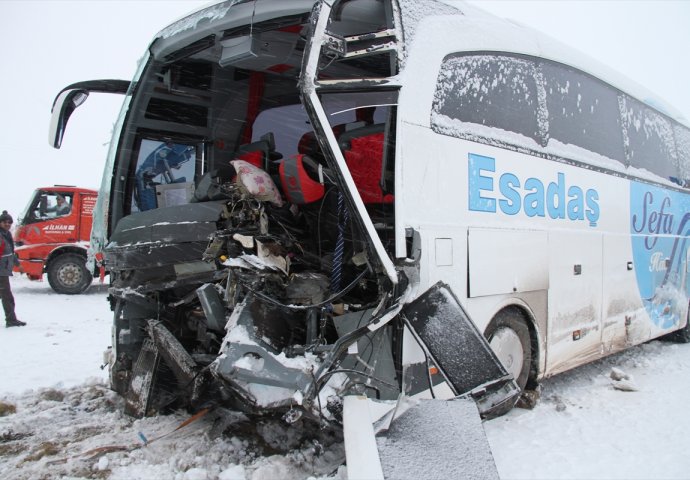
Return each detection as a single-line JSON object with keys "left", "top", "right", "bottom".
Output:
{"left": 610, "top": 367, "right": 639, "bottom": 392}
{"left": 3, "top": 278, "right": 690, "bottom": 479}
{"left": 545, "top": 394, "right": 568, "bottom": 412}
{"left": 611, "top": 379, "right": 639, "bottom": 392}
{"left": 515, "top": 386, "right": 541, "bottom": 410}
{"left": 610, "top": 366, "right": 631, "bottom": 381}
{"left": 0, "top": 382, "right": 345, "bottom": 480}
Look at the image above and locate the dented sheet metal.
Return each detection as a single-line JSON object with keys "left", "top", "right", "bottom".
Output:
{"left": 402, "top": 283, "right": 520, "bottom": 418}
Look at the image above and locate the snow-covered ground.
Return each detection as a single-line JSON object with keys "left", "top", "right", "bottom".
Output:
{"left": 1, "top": 276, "right": 689, "bottom": 479}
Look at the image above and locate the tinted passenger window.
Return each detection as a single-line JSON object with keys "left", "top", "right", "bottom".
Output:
{"left": 432, "top": 54, "right": 543, "bottom": 145}
{"left": 674, "top": 124, "right": 690, "bottom": 187}
{"left": 542, "top": 62, "right": 625, "bottom": 161}
{"left": 621, "top": 97, "right": 678, "bottom": 181}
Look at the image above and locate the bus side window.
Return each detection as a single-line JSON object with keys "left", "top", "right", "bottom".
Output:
{"left": 542, "top": 62, "right": 625, "bottom": 162}
{"left": 674, "top": 124, "right": 690, "bottom": 188}
{"left": 431, "top": 54, "right": 544, "bottom": 148}
{"left": 621, "top": 96, "right": 679, "bottom": 182}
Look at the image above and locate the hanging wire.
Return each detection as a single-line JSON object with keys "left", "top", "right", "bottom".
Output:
{"left": 240, "top": 266, "right": 369, "bottom": 310}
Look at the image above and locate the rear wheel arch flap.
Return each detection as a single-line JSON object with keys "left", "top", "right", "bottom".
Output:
{"left": 46, "top": 245, "right": 88, "bottom": 269}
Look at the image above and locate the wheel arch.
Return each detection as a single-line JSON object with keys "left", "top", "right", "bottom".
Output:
{"left": 45, "top": 245, "right": 88, "bottom": 272}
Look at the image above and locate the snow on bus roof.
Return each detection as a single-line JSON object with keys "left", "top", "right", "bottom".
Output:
{"left": 148, "top": 0, "right": 686, "bottom": 127}
{"left": 438, "top": 0, "right": 688, "bottom": 126}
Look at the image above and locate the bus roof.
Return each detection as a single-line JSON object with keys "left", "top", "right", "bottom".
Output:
{"left": 149, "top": 0, "right": 687, "bottom": 127}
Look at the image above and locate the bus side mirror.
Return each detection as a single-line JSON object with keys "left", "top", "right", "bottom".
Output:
{"left": 49, "top": 89, "right": 89, "bottom": 149}
{"left": 48, "top": 79, "right": 130, "bottom": 149}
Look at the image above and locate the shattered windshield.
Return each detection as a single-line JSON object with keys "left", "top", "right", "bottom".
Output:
{"left": 81, "top": 0, "right": 518, "bottom": 440}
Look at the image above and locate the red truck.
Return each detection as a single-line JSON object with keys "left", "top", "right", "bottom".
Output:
{"left": 13, "top": 186, "right": 98, "bottom": 294}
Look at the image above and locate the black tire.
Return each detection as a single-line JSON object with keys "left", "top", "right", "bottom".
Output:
{"left": 47, "top": 253, "right": 92, "bottom": 294}
{"left": 667, "top": 304, "right": 690, "bottom": 343}
{"left": 484, "top": 308, "right": 532, "bottom": 392}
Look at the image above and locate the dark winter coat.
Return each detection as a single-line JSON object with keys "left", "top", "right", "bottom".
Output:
{"left": 0, "top": 229, "right": 19, "bottom": 277}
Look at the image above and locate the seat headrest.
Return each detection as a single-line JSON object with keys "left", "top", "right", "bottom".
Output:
{"left": 279, "top": 154, "right": 325, "bottom": 205}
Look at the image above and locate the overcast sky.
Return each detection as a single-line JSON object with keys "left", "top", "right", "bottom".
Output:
{"left": 1, "top": 0, "right": 688, "bottom": 220}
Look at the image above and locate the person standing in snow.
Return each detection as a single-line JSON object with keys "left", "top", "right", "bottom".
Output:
{"left": 0, "top": 211, "right": 26, "bottom": 327}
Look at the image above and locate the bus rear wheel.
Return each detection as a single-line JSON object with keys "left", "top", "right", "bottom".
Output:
{"left": 667, "top": 304, "right": 690, "bottom": 343}
{"left": 47, "top": 253, "right": 92, "bottom": 294}
{"left": 485, "top": 309, "right": 532, "bottom": 392}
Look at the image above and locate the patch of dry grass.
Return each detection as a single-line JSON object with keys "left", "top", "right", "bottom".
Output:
{"left": 0, "top": 401, "right": 17, "bottom": 417}
{"left": 23, "top": 441, "right": 61, "bottom": 462}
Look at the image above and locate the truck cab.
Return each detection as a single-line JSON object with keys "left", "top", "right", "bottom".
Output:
{"left": 14, "top": 186, "right": 98, "bottom": 294}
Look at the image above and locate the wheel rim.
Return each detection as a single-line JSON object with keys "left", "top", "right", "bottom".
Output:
{"left": 489, "top": 327, "right": 524, "bottom": 380}
{"left": 57, "top": 262, "right": 84, "bottom": 287}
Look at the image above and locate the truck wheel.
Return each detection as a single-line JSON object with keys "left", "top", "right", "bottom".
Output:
{"left": 485, "top": 309, "right": 532, "bottom": 391}
{"left": 47, "top": 253, "right": 92, "bottom": 294}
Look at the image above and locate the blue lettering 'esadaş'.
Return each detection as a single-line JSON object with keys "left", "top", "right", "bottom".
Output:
{"left": 468, "top": 153, "right": 600, "bottom": 226}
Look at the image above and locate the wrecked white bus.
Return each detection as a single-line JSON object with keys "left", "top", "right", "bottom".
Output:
{"left": 49, "top": 0, "right": 689, "bottom": 427}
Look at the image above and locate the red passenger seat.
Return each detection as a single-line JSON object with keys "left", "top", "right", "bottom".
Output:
{"left": 338, "top": 124, "right": 393, "bottom": 204}
{"left": 279, "top": 154, "right": 325, "bottom": 205}
{"left": 232, "top": 132, "right": 278, "bottom": 170}
{"left": 296, "top": 122, "right": 364, "bottom": 159}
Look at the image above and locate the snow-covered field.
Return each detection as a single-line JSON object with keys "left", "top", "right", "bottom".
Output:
{"left": 1, "top": 276, "right": 689, "bottom": 479}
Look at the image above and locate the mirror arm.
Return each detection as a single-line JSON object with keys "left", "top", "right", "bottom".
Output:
{"left": 49, "top": 79, "right": 130, "bottom": 149}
